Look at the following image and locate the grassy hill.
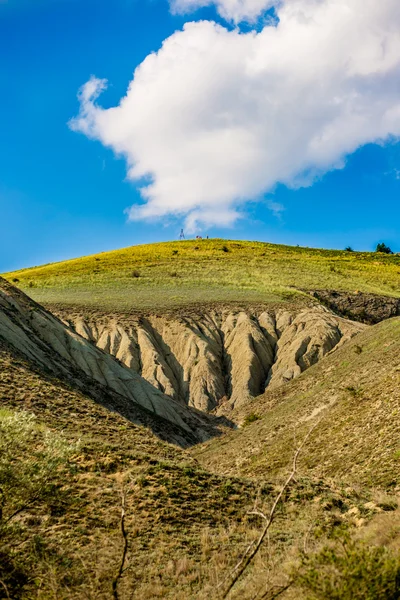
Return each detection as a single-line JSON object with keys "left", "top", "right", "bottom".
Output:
{"left": 4, "top": 239, "right": 400, "bottom": 311}
{"left": 3, "top": 340, "right": 398, "bottom": 600}
{"left": 194, "top": 317, "right": 400, "bottom": 489}
{"left": 3, "top": 243, "right": 400, "bottom": 598}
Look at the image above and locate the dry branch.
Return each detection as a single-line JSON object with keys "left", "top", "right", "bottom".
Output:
{"left": 220, "top": 421, "right": 319, "bottom": 599}
{"left": 112, "top": 490, "right": 129, "bottom": 600}
{"left": 0, "top": 580, "right": 10, "bottom": 600}
{"left": 258, "top": 581, "right": 293, "bottom": 600}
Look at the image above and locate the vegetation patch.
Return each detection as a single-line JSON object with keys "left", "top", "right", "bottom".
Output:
{"left": 4, "top": 239, "right": 400, "bottom": 311}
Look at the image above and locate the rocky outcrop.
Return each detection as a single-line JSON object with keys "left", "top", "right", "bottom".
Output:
{"left": 0, "top": 278, "right": 223, "bottom": 446}
{"left": 309, "top": 290, "right": 400, "bottom": 324}
{"left": 64, "top": 306, "right": 364, "bottom": 412}
{"left": 267, "top": 309, "right": 356, "bottom": 388}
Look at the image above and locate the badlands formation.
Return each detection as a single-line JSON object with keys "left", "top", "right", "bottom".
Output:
{"left": 0, "top": 274, "right": 364, "bottom": 433}
{"left": 0, "top": 277, "right": 223, "bottom": 446}
{"left": 64, "top": 307, "right": 364, "bottom": 413}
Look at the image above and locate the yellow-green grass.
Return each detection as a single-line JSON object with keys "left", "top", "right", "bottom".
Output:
{"left": 5, "top": 239, "right": 400, "bottom": 311}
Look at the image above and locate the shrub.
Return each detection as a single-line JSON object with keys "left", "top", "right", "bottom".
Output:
{"left": 376, "top": 243, "right": 393, "bottom": 255}
{"left": 345, "top": 386, "right": 359, "bottom": 396}
{"left": 377, "top": 498, "right": 398, "bottom": 512}
{"left": 344, "top": 246, "right": 354, "bottom": 252}
{"left": 131, "top": 270, "right": 140, "bottom": 278}
{"left": 0, "top": 410, "right": 77, "bottom": 595}
{"left": 243, "top": 413, "right": 261, "bottom": 427}
{"left": 221, "top": 245, "right": 230, "bottom": 253}
{"left": 12, "top": 278, "right": 19, "bottom": 283}
{"left": 0, "top": 410, "right": 76, "bottom": 520}
{"left": 172, "top": 250, "right": 179, "bottom": 256}
{"left": 297, "top": 539, "right": 400, "bottom": 600}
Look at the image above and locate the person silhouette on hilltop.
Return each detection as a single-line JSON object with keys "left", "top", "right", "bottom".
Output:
{"left": 180, "top": 229, "right": 185, "bottom": 240}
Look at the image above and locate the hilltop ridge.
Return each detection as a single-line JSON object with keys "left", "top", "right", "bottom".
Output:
{"left": 5, "top": 239, "right": 400, "bottom": 312}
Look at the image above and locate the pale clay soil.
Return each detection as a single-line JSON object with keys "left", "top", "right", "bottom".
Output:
{"left": 0, "top": 276, "right": 364, "bottom": 443}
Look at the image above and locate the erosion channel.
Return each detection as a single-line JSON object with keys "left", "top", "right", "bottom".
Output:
{"left": 61, "top": 306, "right": 364, "bottom": 413}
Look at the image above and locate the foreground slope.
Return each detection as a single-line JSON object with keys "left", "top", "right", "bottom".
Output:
{"left": 1, "top": 270, "right": 400, "bottom": 597}
{"left": 3, "top": 339, "right": 395, "bottom": 600}
{"left": 0, "top": 342, "right": 255, "bottom": 599}
{"left": 5, "top": 239, "right": 400, "bottom": 311}
{"left": 194, "top": 317, "right": 400, "bottom": 489}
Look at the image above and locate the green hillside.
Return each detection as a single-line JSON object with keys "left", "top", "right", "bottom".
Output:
{"left": 5, "top": 239, "right": 400, "bottom": 311}
{"left": 194, "top": 317, "right": 400, "bottom": 489}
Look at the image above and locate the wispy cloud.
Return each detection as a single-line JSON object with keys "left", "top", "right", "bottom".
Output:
{"left": 267, "top": 201, "right": 285, "bottom": 220}
{"left": 170, "top": 0, "right": 275, "bottom": 23}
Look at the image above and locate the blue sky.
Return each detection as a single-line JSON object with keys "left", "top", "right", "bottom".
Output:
{"left": 1, "top": 0, "right": 399, "bottom": 272}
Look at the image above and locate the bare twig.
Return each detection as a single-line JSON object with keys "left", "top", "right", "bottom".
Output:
{"left": 217, "top": 539, "right": 257, "bottom": 592}
{"left": 248, "top": 510, "right": 267, "bottom": 520}
{"left": 220, "top": 421, "right": 319, "bottom": 599}
{"left": 303, "top": 523, "right": 314, "bottom": 554}
{"left": 258, "top": 581, "right": 293, "bottom": 600}
{"left": 112, "top": 490, "right": 129, "bottom": 600}
{"left": 4, "top": 494, "right": 42, "bottom": 525}
{"left": 0, "top": 579, "right": 10, "bottom": 600}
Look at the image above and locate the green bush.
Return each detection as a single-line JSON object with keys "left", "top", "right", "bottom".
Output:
{"left": 0, "top": 410, "right": 77, "bottom": 596}
{"left": 376, "top": 243, "right": 393, "bottom": 255}
{"left": 297, "top": 539, "right": 400, "bottom": 599}
{"left": 243, "top": 413, "right": 261, "bottom": 427}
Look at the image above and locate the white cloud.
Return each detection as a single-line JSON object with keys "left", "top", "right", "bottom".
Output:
{"left": 170, "top": 0, "right": 276, "bottom": 24}
{"left": 70, "top": 0, "right": 400, "bottom": 231}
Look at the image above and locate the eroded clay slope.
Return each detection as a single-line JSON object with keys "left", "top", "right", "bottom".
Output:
{"left": 0, "top": 277, "right": 221, "bottom": 445}
{"left": 64, "top": 306, "right": 365, "bottom": 412}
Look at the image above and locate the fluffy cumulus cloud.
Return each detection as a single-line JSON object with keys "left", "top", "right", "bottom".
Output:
{"left": 70, "top": 0, "right": 400, "bottom": 231}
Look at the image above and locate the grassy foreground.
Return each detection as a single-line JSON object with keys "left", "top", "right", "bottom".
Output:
{"left": 5, "top": 239, "right": 400, "bottom": 311}
{"left": 2, "top": 340, "right": 399, "bottom": 599}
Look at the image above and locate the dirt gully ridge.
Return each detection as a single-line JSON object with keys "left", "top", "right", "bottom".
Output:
{"left": 59, "top": 305, "right": 364, "bottom": 415}
{"left": 0, "top": 277, "right": 225, "bottom": 447}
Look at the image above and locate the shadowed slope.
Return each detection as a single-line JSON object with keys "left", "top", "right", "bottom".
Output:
{"left": 0, "top": 277, "right": 227, "bottom": 446}
{"left": 0, "top": 342, "right": 258, "bottom": 599}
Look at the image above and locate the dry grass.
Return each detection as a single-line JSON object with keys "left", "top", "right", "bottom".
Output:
{"left": 0, "top": 342, "right": 384, "bottom": 599}
{"left": 4, "top": 239, "right": 400, "bottom": 311}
